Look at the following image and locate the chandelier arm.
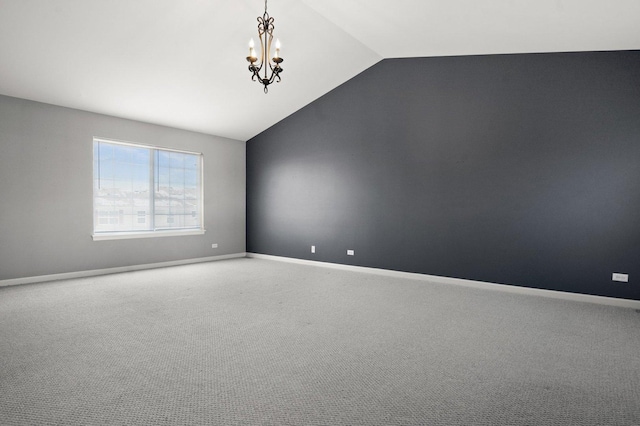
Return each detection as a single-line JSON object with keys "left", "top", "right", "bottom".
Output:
{"left": 249, "top": 67, "right": 258, "bottom": 82}
{"left": 272, "top": 68, "right": 282, "bottom": 84}
{"left": 267, "top": 62, "right": 282, "bottom": 83}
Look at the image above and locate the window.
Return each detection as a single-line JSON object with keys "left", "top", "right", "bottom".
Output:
{"left": 92, "top": 138, "right": 204, "bottom": 240}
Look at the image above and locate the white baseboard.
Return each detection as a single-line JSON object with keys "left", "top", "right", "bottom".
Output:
{"left": 5, "top": 252, "right": 638, "bottom": 310}
{"left": 247, "top": 253, "right": 640, "bottom": 310}
{"left": 0, "top": 253, "right": 247, "bottom": 287}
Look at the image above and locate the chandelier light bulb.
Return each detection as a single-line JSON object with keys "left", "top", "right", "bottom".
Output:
{"left": 248, "top": 38, "right": 257, "bottom": 62}
{"left": 273, "top": 39, "right": 281, "bottom": 60}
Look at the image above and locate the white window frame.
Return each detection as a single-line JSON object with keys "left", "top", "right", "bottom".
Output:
{"left": 92, "top": 137, "right": 205, "bottom": 241}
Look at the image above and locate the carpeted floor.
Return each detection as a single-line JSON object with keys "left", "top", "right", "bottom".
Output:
{"left": 1, "top": 257, "right": 639, "bottom": 425}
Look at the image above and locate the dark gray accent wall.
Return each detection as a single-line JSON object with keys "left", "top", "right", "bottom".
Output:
{"left": 247, "top": 50, "right": 640, "bottom": 300}
{"left": 0, "top": 95, "right": 245, "bottom": 281}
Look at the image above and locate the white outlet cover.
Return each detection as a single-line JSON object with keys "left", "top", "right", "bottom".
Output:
{"left": 347, "top": 250, "right": 354, "bottom": 256}
{"left": 311, "top": 245, "right": 315, "bottom": 253}
{"left": 212, "top": 244, "right": 218, "bottom": 248}
{"left": 612, "top": 273, "right": 629, "bottom": 282}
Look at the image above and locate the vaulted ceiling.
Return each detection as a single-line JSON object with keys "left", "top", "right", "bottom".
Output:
{"left": 1, "top": 0, "right": 638, "bottom": 141}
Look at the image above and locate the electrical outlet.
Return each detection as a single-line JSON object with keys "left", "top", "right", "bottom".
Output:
{"left": 347, "top": 249, "right": 354, "bottom": 256}
{"left": 612, "top": 273, "right": 628, "bottom": 282}
{"left": 212, "top": 243, "right": 218, "bottom": 249}
{"left": 311, "top": 245, "right": 315, "bottom": 253}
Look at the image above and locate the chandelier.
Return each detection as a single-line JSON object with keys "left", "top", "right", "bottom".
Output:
{"left": 246, "top": 0, "right": 283, "bottom": 93}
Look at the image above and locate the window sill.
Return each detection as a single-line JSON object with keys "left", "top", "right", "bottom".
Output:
{"left": 92, "top": 229, "right": 206, "bottom": 241}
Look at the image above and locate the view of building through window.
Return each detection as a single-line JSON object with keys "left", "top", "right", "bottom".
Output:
{"left": 93, "top": 138, "right": 202, "bottom": 235}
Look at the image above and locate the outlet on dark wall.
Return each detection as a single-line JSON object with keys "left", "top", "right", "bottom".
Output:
{"left": 247, "top": 50, "right": 640, "bottom": 300}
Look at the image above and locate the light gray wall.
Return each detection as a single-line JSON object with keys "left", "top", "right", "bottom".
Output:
{"left": 0, "top": 95, "right": 245, "bottom": 281}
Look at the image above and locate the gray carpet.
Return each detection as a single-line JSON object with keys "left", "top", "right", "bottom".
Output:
{"left": 1, "top": 258, "right": 639, "bottom": 425}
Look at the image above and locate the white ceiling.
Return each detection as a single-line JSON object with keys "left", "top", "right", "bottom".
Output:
{"left": 0, "top": 0, "right": 638, "bottom": 141}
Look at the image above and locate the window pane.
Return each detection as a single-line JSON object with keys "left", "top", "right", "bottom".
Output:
{"left": 94, "top": 142, "right": 151, "bottom": 233}
{"left": 155, "top": 151, "right": 200, "bottom": 230}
